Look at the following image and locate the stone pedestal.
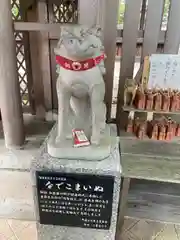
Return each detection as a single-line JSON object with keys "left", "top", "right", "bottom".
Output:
{"left": 31, "top": 124, "right": 121, "bottom": 240}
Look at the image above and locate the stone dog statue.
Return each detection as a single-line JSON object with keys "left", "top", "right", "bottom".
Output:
{"left": 54, "top": 25, "right": 107, "bottom": 145}
{"left": 124, "top": 78, "right": 138, "bottom": 106}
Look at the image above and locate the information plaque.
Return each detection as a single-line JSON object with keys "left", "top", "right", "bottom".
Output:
{"left": 36, "top": 171, "right": 114, "bottom": 230}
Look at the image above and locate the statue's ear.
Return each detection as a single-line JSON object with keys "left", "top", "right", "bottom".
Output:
{"left": 57, "top": 39, "right": 63, "bottom": 48}
{"left": 54, "top": 39, "right": 63, "bottom": 54}
{"left": 88, "top": 26, "right": 102, "bottom": 38}
{"left": 60, "top": 26, "right": 74, "bottom": 38}
{"left": 95, "top": 27, "right": 102, "bottom": 38}
{"left": 54, "top": 47, "right": 59, "bottom": 55}
{"left": 60, "top": 27, "right": 68, "bottom": 37}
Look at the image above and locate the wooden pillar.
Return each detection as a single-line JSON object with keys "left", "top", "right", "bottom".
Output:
{"left": 115, "top": 177, "right": 131, "bottom": 239}
{"left": 0, "top": 0, "right": 25, "bottom": 148}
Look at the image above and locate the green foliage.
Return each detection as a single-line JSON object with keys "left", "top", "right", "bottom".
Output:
{"left": 117, "top": 0, "right": 170, "bottom": 26}
{"left": 118, "top": 1, "right": 125, "bottom": 24}
{"left": 12, "top": 4, "right": 19, "bottom": 18}
{"left": 163, "top": 0, "right": 170, "bottom": 23}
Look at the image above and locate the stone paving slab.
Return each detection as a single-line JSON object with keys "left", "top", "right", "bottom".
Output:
{"left": 0, "top": 219, "right": 179, "bottom": 240}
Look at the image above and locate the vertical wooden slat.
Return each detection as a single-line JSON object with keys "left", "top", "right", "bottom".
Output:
{"left": 48, "top": 1, "right": 57, "bottom": 110}
{"left": 50, "top": 40, "right": 58, "bottom": 110}
{"left": 22, "top": 33, "right": 36, "bottom": 114}
{"left": 116, "top": 0, "right": 142, "bottom": 127}
{"left": 115, "top": 177, "right": 131, "bottom": 239}
{"left": 37, "top": 1, "right": 52, "bottom": 111}
{"left": 47, "top": 0, "right": 54, "bottom": 23}
{"left": 27, "top": 5, "right": 46, "bottom": 119}
{"left": 164, "top": 0, "right": 180, "bottom": 54}
{"left": 102, "top": 0, "right": 119, "bottom": 121}
{"left": 139, "top": 0, "right": 164, "bottom": 121}
{"left": 140, "top": 0, "right": 147, "bottom": 30}
{"left": 79, "top": 0, "right": 99, "bottom": 26}
{"left": 19, "top": 0, "right": 35, "bottom": 114}
{"left": 142, "top": 0, "right": 164, "bottom": 59}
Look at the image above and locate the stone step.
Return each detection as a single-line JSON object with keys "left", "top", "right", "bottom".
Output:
{"left": 0, "top": 115, "right": 54, "bottom": 171}
{"left": 0, "top": 170, "right": 35, "bottom": 221}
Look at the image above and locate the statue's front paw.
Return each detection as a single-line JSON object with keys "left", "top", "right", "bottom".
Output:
{"left": 55, "top": 135, "right": 66, "bottom": 144}
{"left": 101, "top": 67, "right": 106, "bottom": 75}
{"left": 66, "top": 133, "right": 73, "bottom": 140}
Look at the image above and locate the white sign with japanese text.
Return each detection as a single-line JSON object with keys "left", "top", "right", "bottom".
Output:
{"left": 148, "top": 54, "right": 180, "bottom": 90}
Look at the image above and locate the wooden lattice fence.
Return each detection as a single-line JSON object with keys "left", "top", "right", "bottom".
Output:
{"left": 11, "top": 0, "right": 79, "bottom": 113}
{"left": 48, "top": 0, "right": 79, "bottom": 109}
{"left": 50, "top": 0, "right": 78, "bottom": 23}
{"left": 11, "top": 0, "right": 34, "bottom": 112}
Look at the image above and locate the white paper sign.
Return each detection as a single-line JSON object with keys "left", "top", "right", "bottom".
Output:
{"left": 148, "top": 54, "right": 180, "bottom": 90}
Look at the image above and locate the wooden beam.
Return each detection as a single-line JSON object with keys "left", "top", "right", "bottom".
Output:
{"left": 117, "top": 29, "right": 166, "bottom": 44}
{"left": 14, "top": 22, "right": 76, "bottom": 32}
{"left": 14, "top": 22, "right": 167, "bottom": 45}
{"left": 0, "top": 0, "right": 25, "bottom": 148}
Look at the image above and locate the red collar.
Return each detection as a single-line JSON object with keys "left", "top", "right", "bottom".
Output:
{"left": 56, "top": 54, "right": 105, "bottom": 71}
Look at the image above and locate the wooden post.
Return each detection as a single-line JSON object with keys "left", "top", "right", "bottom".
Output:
{"left": 164, "top": 0, "right": 180, "bottom": 54}
{"left": 102, "top": 0, "right": 119, "bottom": 121}
{"left": 37, "top": 1, "right": 52, "bottom": 111}
{"left": 116, "top": 0, "right": 142, "bottom": 129}
{"left": 27, "top": 4, "right": 46, "bottom": 119}
{"left": 79, "top": 0, "right": 100, "bottom": 26}
{"left": 0, "top": 0, "right": 25, "bottom": 148}
{"left": 115, "top": 177, "right": 131, "bottom": 240}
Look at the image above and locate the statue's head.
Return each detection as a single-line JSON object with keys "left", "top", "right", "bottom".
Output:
{"left": 125, "top": 78, "right": 138, "bottom": 87}
{"left": 54, "top": 25, "right": 104, "bottom": 59}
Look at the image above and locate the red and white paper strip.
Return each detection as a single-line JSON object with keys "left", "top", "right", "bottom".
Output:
{"left": 72, "top": 129, "right": 90, "bottom": 147}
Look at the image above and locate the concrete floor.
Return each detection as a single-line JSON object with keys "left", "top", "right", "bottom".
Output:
{"left": 121, "top": 219, "right": 180, "bottom": 240}
{"left": 0, "top": 219, "right": 37, "bottom": 240}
